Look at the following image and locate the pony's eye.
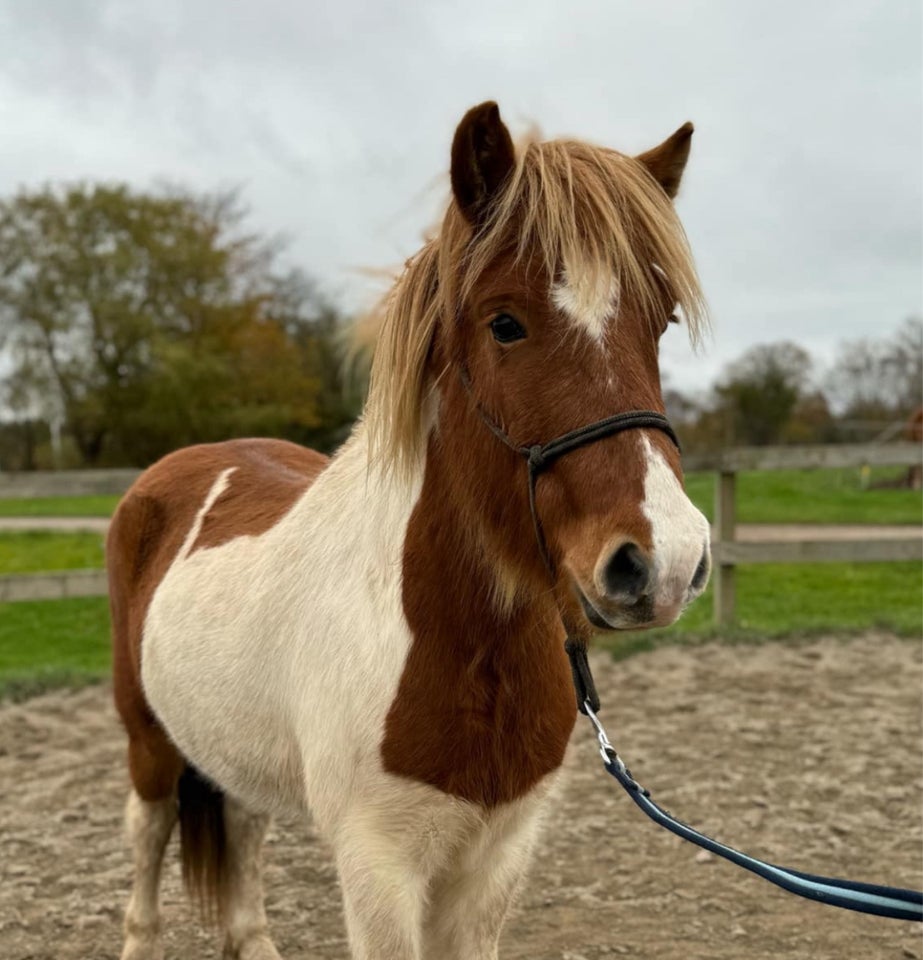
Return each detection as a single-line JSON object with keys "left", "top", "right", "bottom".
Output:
{"left": 489, "top": 313, "right": 527, "bottom": 344}
{"left": 659, "top": 313, "right": 679, "bottom": 336}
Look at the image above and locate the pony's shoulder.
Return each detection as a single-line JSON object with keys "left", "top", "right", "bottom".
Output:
{"left": 109, "top": 439, "right": 329, "bottom": 567}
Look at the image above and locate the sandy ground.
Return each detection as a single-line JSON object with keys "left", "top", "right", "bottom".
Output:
{"left": 0, "top": 634, "right": 921, "bottom": 960}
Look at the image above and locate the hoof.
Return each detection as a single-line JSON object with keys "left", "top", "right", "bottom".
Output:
{"left": 224, "top": 933, "right": 283, "bottom": 960}
{"left": 120, "top": 935, "right": 163, "bottom": 960}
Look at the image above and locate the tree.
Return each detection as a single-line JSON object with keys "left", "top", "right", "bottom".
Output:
{"left": 265, "top": 269, "right": 368, "bottom": 453}
{"left": 826, "top": 317, "right": 922, "bottom": 424}
{"left": 0, "top": 184, "right": 348, "bottom": 465}
{"left": 713, "top": 342, "right": 813, "bottom": 446}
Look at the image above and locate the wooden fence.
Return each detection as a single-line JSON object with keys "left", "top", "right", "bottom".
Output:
{"left": 1, "top": 444, "right": 921, "bottom": 621}
{"left": 683, "top": 442, "right": 923, "bottom": 625}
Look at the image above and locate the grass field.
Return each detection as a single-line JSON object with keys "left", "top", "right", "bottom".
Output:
{"left": 1, "top": 561, "right": 920, "bottom": 700}
{"left": 0, "top": 532, "right": 105, "bottom": 575}
{"left": 0, "top": 495, "right": 120, "bottom": 517}
{"left": 606, "top": 561, "right": 922, "bottom": 661}
{"left": 0, "top": 597, "right": 111, "bottom": 701}
{"left": 685, "top": 466, "right": 921, "bottom": 524}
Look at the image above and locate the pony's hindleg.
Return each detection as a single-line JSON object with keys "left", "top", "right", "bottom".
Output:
{"left": 422, "top": 800, "right": 547, "bottom": 960}
{"left": 220, "top": 796, "right": 281, "bottom": 960}
{"left": 121, "top": 789, "right": 178, "bottom": 960}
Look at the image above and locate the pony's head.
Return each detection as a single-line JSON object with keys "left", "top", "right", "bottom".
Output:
{"left": 368, "top": 101, "right": 710, "bottom": 632}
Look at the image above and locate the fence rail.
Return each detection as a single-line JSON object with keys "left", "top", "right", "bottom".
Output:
{"left": 1, "top": 444, "right": 921, "bottom": 616}
{"left": 0, "top": 468, "right": 140, "bottom": 498}
{"left": 700, "top": 442, "right": 922, "bottom": 625}
{"left": 0, "top": 569, "right": 108, "bottom": 603}
{"left": 683, "top": 441, "right": 922, "bottom": 473}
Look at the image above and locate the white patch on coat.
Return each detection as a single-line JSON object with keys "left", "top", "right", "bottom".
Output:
{"left": 138, "top": 417, "right": 558, "bottom": 955}
{"left": 551, "top": 267, "right": 619, "bottom": 341}
{"left": 177, "top": 466, "right": 236, "bottom": 561}
{"left": 222, "top": 796, "right": 277, "bottom": 957}
{"left": 121, "top": 790, "right": 177, "bottom": 956}
{"left": 639, "top": 435, "right": 710, "bottom": 603}
{"left": 142, "top": 426, "right": 421, "bottom": 821}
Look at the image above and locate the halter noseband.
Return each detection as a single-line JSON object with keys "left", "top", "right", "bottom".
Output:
{"left": 459, "top": 365, "right": 680, "bottom": 581}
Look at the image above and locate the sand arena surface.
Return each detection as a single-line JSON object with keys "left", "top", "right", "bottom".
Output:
{"left": 1, "top": 634, "right": 920, "bottom": 959}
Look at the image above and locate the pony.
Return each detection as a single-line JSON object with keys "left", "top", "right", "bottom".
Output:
{"left": 108, "top": 101, "right": 711, "bottom": 960}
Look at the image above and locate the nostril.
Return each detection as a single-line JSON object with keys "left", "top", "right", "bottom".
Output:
{"left": 690, "top": 549, "right": 709, "bottom": 593}
{"left": 602, "top": 542, "right": 650, "bottom": 602}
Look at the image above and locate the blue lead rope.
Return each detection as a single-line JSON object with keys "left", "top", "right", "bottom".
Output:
{"left": 583, "top": 702, "right": 923, "bottom": 923}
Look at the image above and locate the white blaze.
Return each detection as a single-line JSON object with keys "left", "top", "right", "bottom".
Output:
{"left": 551, "top": 266, "right": 619, "bottom": 341}
{"left": 639, "top": 435, "right": 710, "bottom": 599}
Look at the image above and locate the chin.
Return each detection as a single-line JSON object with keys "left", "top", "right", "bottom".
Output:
{"left": 575, "top": 585, "right": 680, "bottom": 633}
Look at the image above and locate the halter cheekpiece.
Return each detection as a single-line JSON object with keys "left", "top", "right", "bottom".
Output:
{"left": 458, "top": 365, "right": 680, "bottom": 582}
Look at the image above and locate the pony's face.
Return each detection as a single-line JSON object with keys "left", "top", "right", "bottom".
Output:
{"left": 440, "top": 102, "right": 710, "bottom": 631}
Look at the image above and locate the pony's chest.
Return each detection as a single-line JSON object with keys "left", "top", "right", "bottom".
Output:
{"left": 390, "top": 491, "right": 578, "bottom": 807}
{"left": 379, "top": 634, "right": 577, "bottom": 808}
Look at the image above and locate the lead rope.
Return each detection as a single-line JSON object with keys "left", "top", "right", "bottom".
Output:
{"left": 459, "top": 365, "right": 923, "bottom": 923}
{"left": 580, "top": 691, "right": 923, "bottom": 922}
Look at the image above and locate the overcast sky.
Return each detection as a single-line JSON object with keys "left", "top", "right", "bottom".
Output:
{"left": 1, "top": 0, "right": 920, "bottom": 393}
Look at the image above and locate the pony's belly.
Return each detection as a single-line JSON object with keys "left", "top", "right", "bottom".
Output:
{"left": 141, "top": 552, "right": 308, "bottom": 815}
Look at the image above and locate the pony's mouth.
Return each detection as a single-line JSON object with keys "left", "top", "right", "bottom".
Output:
{"left": 575, "top": 585, "right": 656, "bottom": 632}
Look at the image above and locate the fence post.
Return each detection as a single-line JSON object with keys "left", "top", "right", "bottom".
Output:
{"left": 714, "top": 469, "right": 737, "bottom": 626}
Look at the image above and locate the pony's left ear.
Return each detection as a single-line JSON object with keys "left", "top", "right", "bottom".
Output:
{"left": 451, "top": 101, "right": 516, "bottom": 226}
{"left": 636, "top": 122, "right": 694, "bottom": 200}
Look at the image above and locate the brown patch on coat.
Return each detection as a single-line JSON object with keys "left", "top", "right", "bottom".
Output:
{"left": 108, "top": 438, "right": 328, "bottom": 802}
{"left": 381, "top": 436, "right": 577, "bottom": 808}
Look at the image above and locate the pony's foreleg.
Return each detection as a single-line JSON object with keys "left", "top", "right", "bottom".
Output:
{"left": 220, "top": 797, "right": 281, "bottom": 960}
{"left": 121, "top": 789, "right": 178, "bottom": 960}
{"left": 333, "top": 812, "right": 430, "bottom": 960}
{"left": 422, "top": 800, "right": 547, "bottom": 960}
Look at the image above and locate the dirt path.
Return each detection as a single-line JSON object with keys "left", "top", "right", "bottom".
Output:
{"left": 1, "top": 634, "right": 920, "bottom": 959}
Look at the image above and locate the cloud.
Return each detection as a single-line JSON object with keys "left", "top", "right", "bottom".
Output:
{"left": 0, "top": 0, "right": 919, "bottom": 390}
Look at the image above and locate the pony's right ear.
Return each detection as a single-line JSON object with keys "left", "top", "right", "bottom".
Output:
{"left": 451, "top": 101, "right": 516, "bottom": 227}
{"left": 635, "top": 123, "right": 694, "bottom": 200}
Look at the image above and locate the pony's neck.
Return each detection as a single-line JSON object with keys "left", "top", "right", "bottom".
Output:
{"left": 379, "top": 430, "right": 577, "bottom": 807}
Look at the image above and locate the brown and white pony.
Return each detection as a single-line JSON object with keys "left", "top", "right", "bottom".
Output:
{"left": 108, "top": 101, "right": 710, "bottom": 960}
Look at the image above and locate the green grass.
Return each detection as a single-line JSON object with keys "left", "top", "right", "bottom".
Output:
{"left": 684, "top": 466, "right": 921, "bottom": 525}
{"left": 0, "top": 531, "right": 105, "bottom": 575}
{"left": 0, "top": 495, "right": 120, "bottom": 517}
{"left": 1, "top": 466, "right": 919, "bottom": 524}
{"left": 1, "top": 562, "right": 920, "bottom": 701}
{"left": 0, "top": 597, "right": 111, "bottom": 701}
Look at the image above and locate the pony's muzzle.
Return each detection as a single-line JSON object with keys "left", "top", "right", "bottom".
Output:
{"left": 584, "top": 535, "right": 711, "bottom": 629}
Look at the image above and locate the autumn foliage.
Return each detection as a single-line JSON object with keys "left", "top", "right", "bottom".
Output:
{"left": 0, "top": 185, "right": 361, "bottom": 468}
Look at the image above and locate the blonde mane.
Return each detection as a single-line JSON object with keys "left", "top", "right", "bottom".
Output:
{"left": 365, "top": 135, "right": 708, "bottom": 478}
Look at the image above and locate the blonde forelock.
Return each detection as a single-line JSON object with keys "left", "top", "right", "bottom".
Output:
{"left": 365, "top": 135, "right": 708, "bottom": 478}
